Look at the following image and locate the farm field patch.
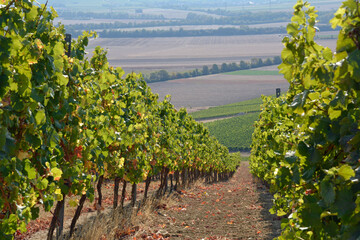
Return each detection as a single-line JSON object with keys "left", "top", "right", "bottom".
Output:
{"left": 54, "top": 18, "right": 160, "bottom": 25}
{"left": 87, "top": 35, "right": 336, "bottom": 73}
{"left": 204, "top": 112, "right": 259, "bottom": 151}
{"left": 204, "top": 0, "right": 341, "bottom": 12}
{"left": 149, "top": 73, "right": 288, "bottom": 110}
{"left": 225, "top": 70, "right": 280, "bottom": 76}
{"left": 190, "top": 97, "right": 262, "bottom": 119}
{"left": 142, "top": 8, "right": 221, "bottom": 19}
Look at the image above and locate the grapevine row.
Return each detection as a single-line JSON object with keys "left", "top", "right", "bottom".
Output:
{"left": 0, "top": 1, "right": 238, "bottom": 239}
{"left": 250, "top": 0, "right": 360, "bottom": 239}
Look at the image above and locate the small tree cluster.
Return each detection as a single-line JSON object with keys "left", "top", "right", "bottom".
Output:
{"left": 144, "top": 56, "right": 282, "bottom": 83}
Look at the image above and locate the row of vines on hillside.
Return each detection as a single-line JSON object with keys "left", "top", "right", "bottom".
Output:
{"left": 0, "top": 1, "right": 239, "bottom": 239}
{"left": 250, "top": 0, "right": 360, "bottom": 239}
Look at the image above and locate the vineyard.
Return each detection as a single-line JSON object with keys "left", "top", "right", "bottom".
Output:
{"left": 189, "top": 98, "right": 262, "bottom": 152}
{"left": 190, "top": 97, "right": 261, "bottom": 120}
{"left": 2, "top": 0, "right": 360, "bottom": 239}
{"left": 205, "top": 112, "right": 259, "bottom": 152}
{"left": 250, "top": 0, "right": 360, "bottom": 239}
{"left": 0, "top": 1, "right": 240, "bottom": 239}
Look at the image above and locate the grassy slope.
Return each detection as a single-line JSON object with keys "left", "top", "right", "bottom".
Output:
{"left": 230, "top": 151, "right": 250, "bottom": 162}
{"left": 190, "top": 97, "right": 262, "bottom": 119}
{"left": 204, "top": 112, "right": 259, "bottom": 151}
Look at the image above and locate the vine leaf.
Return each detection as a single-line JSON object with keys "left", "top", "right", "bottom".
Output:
{"left": 320, "top": 180, "right": 335, "bottom": 206}
{"left": 35, "top": 109, "right": 46, "bottom": 126}
{"left": 337, "top": 165, "right": 355, "bottom": 180}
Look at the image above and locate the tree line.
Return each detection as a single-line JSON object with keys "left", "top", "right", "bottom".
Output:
{"left": 59, "top": 11, "right": 165, "bottom": 20}
{"left": 64, "top": 11, "right": 335, "bottom": 34}
{"left": 202, "top": 7, "right": 335, "bottom": 23}
{"left": 100, "top": 26, "right": 286, "bottom": 38}
{"left": 143, "top": 56, "right": 282, "bottom": 83}
{"left": 97, "top": 24, "right": 337, "bottom": 38}
{"left": 64, "top": 11, "right": 292, "bottom": 31}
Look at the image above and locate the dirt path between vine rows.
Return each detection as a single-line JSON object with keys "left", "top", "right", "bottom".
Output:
{"left": 24, "top": 162, "right": 281, "bottom": 240}
{"left": 120, "top": 161, "right": 282, "bottom": 240}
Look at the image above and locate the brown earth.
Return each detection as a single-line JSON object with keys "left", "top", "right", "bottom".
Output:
{"left": 131, "top": 161, "right": 281, "bottom": 240}
{"left": 88, "top": 34, "right": 286, "bottom": 73}
{"left": 23, "top": 162, "right": 281, "bottom": 240}
{"left": 22, "top": 181, "right": 161, "bottom": 240}
{"left": 148, "top": 73, "right": 289, "bottom": 109}
{"left": 87, "top": 34, "right": 336, "bottom": 73}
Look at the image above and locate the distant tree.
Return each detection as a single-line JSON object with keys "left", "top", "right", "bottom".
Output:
{"left": 264, "top": 58, "right": 273, "bottom": 66}
{"left": 211, "top": 64, "right": 220, "bottom": 74}
{"left": 229, "top": 62, "right": 238, "bottom": 71}
{"left": 149, "top": 72, "right": 157, "bottom": 82}
{"left": 239, "top": 60, "right": 249, "bottom": 70}
{"left": 186, "top": 12, "right": 197, "bottom": 21}
{"left": 191, "top": 69, "right": 200, "bottom": 77}
{"left": 182, "top": 72, "right": 190, "bottom": 78}
{"left": 158, "top": 70, "right": 170, "bottom": 81}
{"left": 176, "top": 72, "right": 183, "bottom": 79}
{"left": 250, "top": 58, "right": 257, "bottom": 68}
{"left": 273, "top": 56, "right": 282, "bottom": 64}
{"left": 221, "top": 63, "right": 228, "bottom": 72}
{"left": 170, "top": 73, "right": 177, "bottom": 80}
{"left": 202, "top": 65, "right": 209, "bottom": 75}
{"left": 258, "top": 58, "right": 263, "bottom": 67}
{"left": 251, "top": 58, "right": 263, "bottom": 68}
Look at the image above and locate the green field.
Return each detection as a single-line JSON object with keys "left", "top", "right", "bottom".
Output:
{"left": 230, "top": 152, "right": 250, "bottom": 162}
{"left": 225, "top": 70, "right": 280, "bottom": 76}
{"left": 204, "top": 112, "right": 259, "bottom": 152}
{"left": 190, "top": 97, "right": 262, "bottom": 120}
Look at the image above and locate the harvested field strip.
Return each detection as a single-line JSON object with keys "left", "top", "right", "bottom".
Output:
{"left": 191, "top": 97, "right": 262, "bottom": 120}
{"left": 205, "top": 112, "right": 260, "bottom": 152}
{"left": 225, "top": 70, "right": 280, "bottom": 75}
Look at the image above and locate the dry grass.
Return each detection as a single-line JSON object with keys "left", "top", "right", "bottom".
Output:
{"left": 68, "top": 196, "right": 172, "bottom": 240}
{"left": 68, "top": 178, "right": 209, "bottom": 240}
{"left": 26, "top": 180, "right": 161, "bottom": 240}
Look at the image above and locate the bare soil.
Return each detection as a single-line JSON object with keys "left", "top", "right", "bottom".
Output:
{"left": 134, "top": 161, "right": 281, "bottom": 240}
{"left": 197, "top": 115, "right": 235, "bottom": 123}
{"left": 149, "top": 73, "right": 289, "bottom": 109}
{"left": 54, "top": 19, "right": 160, "bottom": 25}
{"left": 22, "top": 162, "right": 281, "bottom": 240}
{"left": 88, "top": 35, "right": 285, "bottom": 73}
{"left": 87, "top": 35, "right": 336, "bottom": 73}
